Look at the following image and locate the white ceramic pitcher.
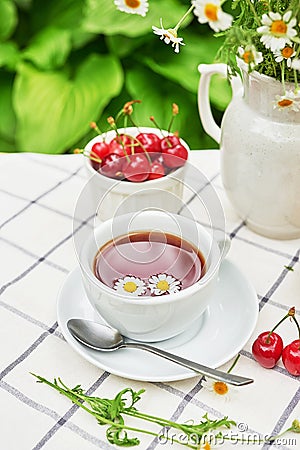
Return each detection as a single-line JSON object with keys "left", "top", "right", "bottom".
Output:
{"left": 198, "top": 63, "right": 300, "bottom": 240}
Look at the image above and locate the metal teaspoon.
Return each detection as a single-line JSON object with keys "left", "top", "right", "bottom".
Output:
{"left": 67, "top": 318, "right": 253, "bottom": 386}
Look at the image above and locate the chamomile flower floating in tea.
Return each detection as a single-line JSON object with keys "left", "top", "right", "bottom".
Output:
{"left": 114, "top": 0, "right": 149, "bottom": 17}
{"left": 114, "top": 276, "right": 146, "bottom": 296}
{"left": 148, "top": 273, "right": 181, "bottom": 296}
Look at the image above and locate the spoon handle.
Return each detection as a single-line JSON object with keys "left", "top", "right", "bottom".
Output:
{"left": 124, "top": 342, "right": 253, "bottom": 386}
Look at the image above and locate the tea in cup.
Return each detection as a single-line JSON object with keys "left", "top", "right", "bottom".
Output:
{"left": 79, "top": 210, "right": 229, "bottom": 342}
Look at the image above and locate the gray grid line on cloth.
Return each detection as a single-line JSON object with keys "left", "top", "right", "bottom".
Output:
{"left": 256, "top": 296, "right": 300, "bottom": 316}
{"left": 259, "top": 249, "right": 300, "bottom": 311}
{"left": 0, "top": 235, "right": 69, "bottom": 274}
{"left": 177, "top": 172, "right": 220, "bottom": 214}
{"left": 0, "top": 187, "right": 80, "bottom": 223}
{"left": 0, "top": 300, "right": 62, "bottom": 336}
{"left": 32, "top": 371, "right": 111, "bottom": 450}
{"left": 233, "top": 235, "right": 296, "bottom": 260}
{"left": 0, "top": 166, "right": 82, "bottom": 230}
{"left": 240, "top": 349, "right": 300, "bottom": 381}
{"left": 25, "top": 154, "right": 86, "bottom": 178}
{"left": 0, "top": 214, "right": 94, "bottom": 297}
{"left": 191, "top": 217, "right": 297, "bottom": 261}
{"left": 0, "top": 215, "right": 93, "bottom": 381}
{"left": 0, "top": 322, "right": 58, "bottom": 381}
{"left": 0, "top": 380, "right": 115, "bottom": 450}
{"left": 145, "top": 379, "right": 204, "bottom": 450}
{"left": 261, "top": 386, "right": 300, "bottom": 450}
{"left": 154, "top": 381, "right": 227, "bottom": 418}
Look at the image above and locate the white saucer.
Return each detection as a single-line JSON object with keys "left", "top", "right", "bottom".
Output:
{"left": 57, "top": 260, "right": 258, "bottom": 382}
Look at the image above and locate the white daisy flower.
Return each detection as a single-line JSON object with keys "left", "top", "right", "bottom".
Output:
{"left": 114, "top": 276, "right": 146, "bottom": 296}
{"left": 257, "top": 10, "right": 297, "bottom": 52}
{"left": 238, "top": 45, "right": 263, "bottom": 71}
{"left": 273, "top": 46, "right": 296, "bottom": 68}
{"left": 273, "top": 91, "right": 300, "bottom": 112}
{"left": 114, "top": 0, "right": 149, "bottom": 17}
{"left": 148, "top": 273, "right": 181, "bottom": 295}
{"left": 201, "top": 378, "right": 235, "bottom": 400}
{"left": 152, "top": 19, "right": 185, "bottom": 53}
{"left": 192, "top": 0, "right": 233, "bottom": 32}
{"left": 291, "top": 59, "right": 300, "bottom": 71}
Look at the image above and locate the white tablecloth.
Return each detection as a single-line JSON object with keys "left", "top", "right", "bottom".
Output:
{"left": 0, "top": 151, "right": 299, "bottom": 450}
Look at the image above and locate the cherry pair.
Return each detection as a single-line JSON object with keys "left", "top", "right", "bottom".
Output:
{"left": 252, "top": 307, "right": 300, "bottom": 376}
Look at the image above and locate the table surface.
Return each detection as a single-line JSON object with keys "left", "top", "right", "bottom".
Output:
{"left": 1, "top": 151, "right": 299, "bottom": 450}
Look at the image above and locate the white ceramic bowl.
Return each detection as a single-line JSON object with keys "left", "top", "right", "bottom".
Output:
{"left": 79, "top": 211, "right": 229, "bottom": 342}
{"left": 84, "top": 127, "right": 189, "bottom": 221}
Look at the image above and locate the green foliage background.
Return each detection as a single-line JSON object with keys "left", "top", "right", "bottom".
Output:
{"left": 0, "top": 0, "right": 231, "bottom": 153}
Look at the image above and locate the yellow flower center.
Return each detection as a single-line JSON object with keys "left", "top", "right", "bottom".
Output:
{"left": 278, "top": 99, "right": 293, "bottom": 108}
{"left": 270, "top": 20, "right": 287, "bottom": 36}
{"left": 204, "top": 4, "right": 218, "bottom": 22}
{"left": 123, "top": 281, "right": 138, "bottom": 293}
{"left": 243, "top": 51, "right": 254, "bottom": 64}
{"left": 125, "top": 0, "right": 140, "bottom": 8}
{"left": 156, "top": 280, "right": 170, "bottom": 291}
{"left": 203, "top": 443, "right": 211, "bottom": 450}
{"left": 213, "top": 381, "right": 229, "bottom": 395}
{"left": 281, "top": 46, "right": 294, "bottom": 58}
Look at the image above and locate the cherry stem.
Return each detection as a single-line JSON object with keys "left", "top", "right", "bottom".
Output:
{"left": 227, "top": 354, "right": 241, "bottom": 374}
{"left": 266, "top": 307, "right": 295, "bottom": 343}
{"left": 74, "top": 147, "right": 103, "bottom": 165}
{"left": 291, "top": 315, "right": 300, "bottom": 349}
{"left": 90, "top": 121, "right": 102, "bottom": 135}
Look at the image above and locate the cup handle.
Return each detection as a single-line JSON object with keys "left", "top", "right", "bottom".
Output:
{"left": 217, "top": 236, "right": 231, "bottom": 261}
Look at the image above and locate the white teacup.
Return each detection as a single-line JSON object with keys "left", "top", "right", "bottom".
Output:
{"left": 79, "top": 211, "right": 230, "bottom": 342}
{"left": 84, "top": 127, "right": 189, "bottom": 221}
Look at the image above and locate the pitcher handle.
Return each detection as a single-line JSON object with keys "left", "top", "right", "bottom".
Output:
{"left": 198, "top": 63, "right": 243, "bottom": 144}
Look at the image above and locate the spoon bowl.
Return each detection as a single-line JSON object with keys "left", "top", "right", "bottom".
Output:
{"left": 67, "top": 318, "right": 254, "bottom": 386}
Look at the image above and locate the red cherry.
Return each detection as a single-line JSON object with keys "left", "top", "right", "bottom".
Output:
{"left": 162, "top": 144, "right": 188, "bottom": 168}
{"left": 100, "top": 153, "right": 124, "bottom": 179}
{"left": 90, "top": 141, "right": 110, "bottom": 161}
{"left": 252, "top": 332, "right": 283, "bottom": 368}
{"left": 282, "top": 340, "right": 300, "bottom": 376}
{"left": 160, "top": 135, "right": 181, "bottom": 150}
{"left": 123, "top": 154, "right": 150, "bottom": 182}
{"left": 148, "top": 161, "right": 165, "bottom": 180}
{"left": 108, "top": 139, "right": 126, "bottom": 157}
{"left": 109, "top": 134, "right": 136, "bottom": 156}
{"left": 136, "top": 133, "right": 161, "bottom": 154}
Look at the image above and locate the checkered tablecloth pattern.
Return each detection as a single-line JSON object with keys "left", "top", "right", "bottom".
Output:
{"left": 1, "top": 151, "right": 299, "bottom": 450}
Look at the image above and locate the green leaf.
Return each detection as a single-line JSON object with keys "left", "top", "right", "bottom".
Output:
{"left": 0, "top": 136, "right": 16, "bottom": 152}
{"left": 125, "top": 66, "right": 216, "bottom": 150}
{"left": 0, "top": 41, "right": 20, "bottom": 70}
{"left": 0, "top": 71, "right": 16, "bottom": 142}
{"left": 0, "top": 0, "right": 18, "bottom": 41}
{"left": 142, "top": 31, "right": 232, "bottom": 110}
{"left": 13, "top": 54, "right": 124, "bottom": 153}
{"left": 30, "top": 0, "right": 86, "bottom": 31}
{"left": 22, "top": 27, "right": 72, "bottom": 70}
{"left": 83, "top": 0, "right": 190, "bottom": 37}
